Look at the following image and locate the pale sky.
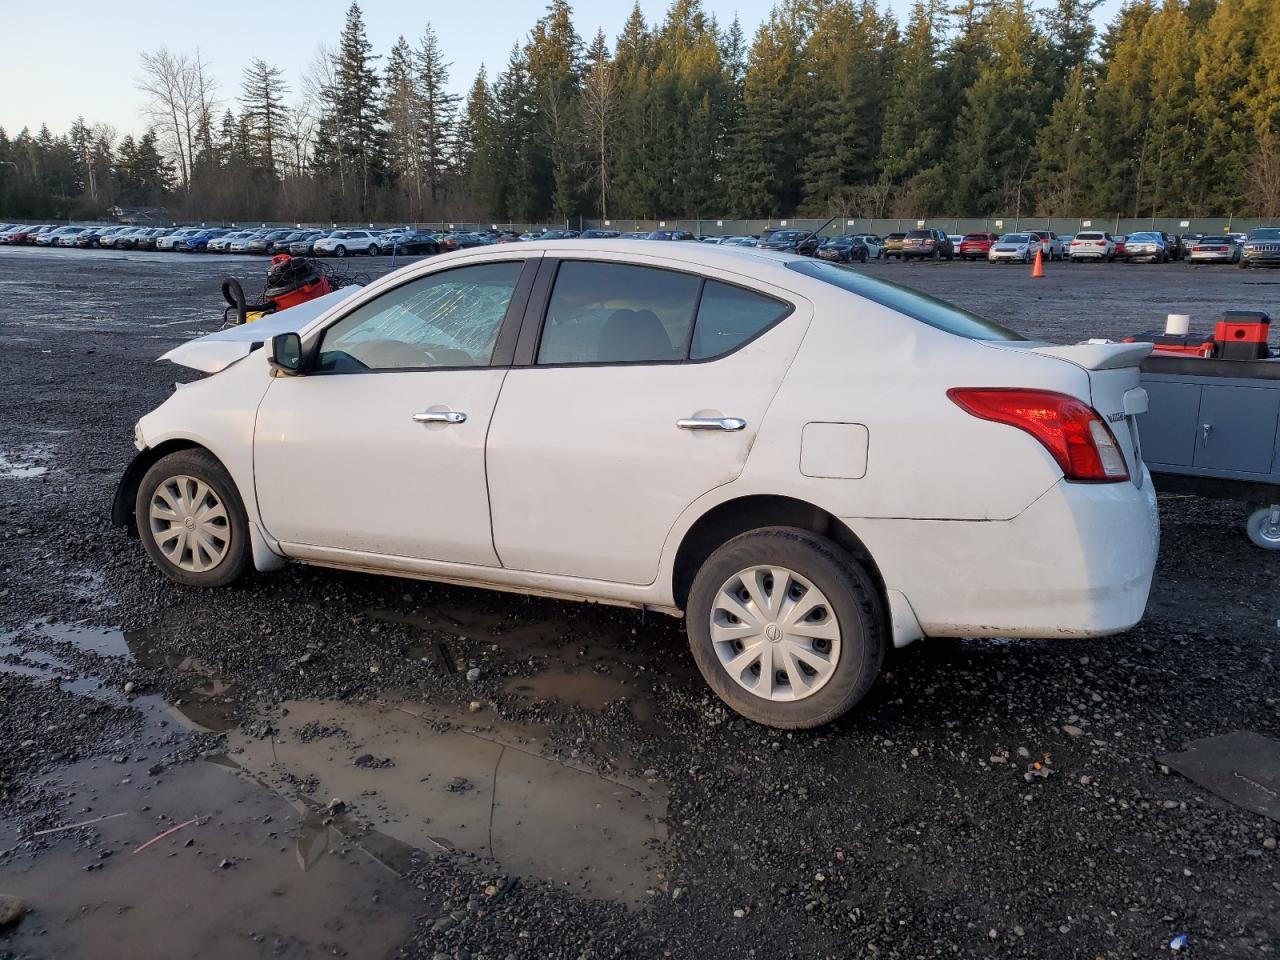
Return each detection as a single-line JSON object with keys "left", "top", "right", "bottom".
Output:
{"left": 0, "top": 0, "right": 1127, "bottom": 140}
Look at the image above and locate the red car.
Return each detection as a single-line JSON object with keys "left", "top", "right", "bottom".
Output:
{"left": 1112, "top": 235, "right": 1127, "bottom": 257}
{"left": 4, "top": 225, "right": 46, "bottom": 244}
{"left": 958, "top": 232, "right": 999, "bottom": 261}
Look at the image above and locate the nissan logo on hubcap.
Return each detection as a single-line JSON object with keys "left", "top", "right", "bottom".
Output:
{"left": 764, "top": 623, "right": 783, "bottom": 643}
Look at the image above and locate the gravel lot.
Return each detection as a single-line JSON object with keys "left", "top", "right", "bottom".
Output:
{"left": 1, "top": 245, "right": 1278, "bottom": 959}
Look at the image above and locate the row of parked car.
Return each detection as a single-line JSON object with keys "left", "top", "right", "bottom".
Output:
{"left": 0, "top": 223, "right": 456, "bottom": 257}
{"left": 930, "top": 228, "right": 1278, "bottom": 266}
{"left": 6, "top": 220, "right": 1278, "bottom": 268}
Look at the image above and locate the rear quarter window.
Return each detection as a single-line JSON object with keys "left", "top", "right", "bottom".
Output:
{"left": 787, "top": 261, "right": 1025, "bottom": 341}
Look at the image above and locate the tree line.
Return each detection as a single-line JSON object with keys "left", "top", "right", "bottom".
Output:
{"left": 2, "top": 0, "right": 1279, "bottom": 224}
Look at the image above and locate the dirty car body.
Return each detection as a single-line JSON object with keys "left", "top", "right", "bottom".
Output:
{"left": 114, "top": 241, "right": 1159, "bottom": 728}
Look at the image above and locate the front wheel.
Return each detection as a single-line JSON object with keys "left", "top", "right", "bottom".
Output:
{"left": 368, "top": 244, "right": 380, "bottom": 256}
{"left": 334, "top": 245, "right": 347, "bottom": 257}
{"left": 685, "top": 527, "right": 886, "bottom": 729}
{"left": 135, "top": 449, "right": 252, "bottom": 588}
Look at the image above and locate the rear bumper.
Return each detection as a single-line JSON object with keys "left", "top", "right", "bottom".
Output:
{"left": 848, "top": 466, "right": 1158, "bottom": 639}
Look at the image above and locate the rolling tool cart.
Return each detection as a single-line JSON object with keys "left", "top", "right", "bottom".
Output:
{"left": 1130, "top": 312, "right": 1280, "bottom": 549}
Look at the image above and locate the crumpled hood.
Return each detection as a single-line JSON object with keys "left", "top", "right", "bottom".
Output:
{"left": 157, "top": 287, "right": 361, "bottom": 373}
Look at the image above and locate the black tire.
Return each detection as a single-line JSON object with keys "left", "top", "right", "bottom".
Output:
{"left": 368, "top": 244, "right": 380, "bottom": 256}
{"left": 685, "top": 527, "right": 886, "bottom": 729}
{"left": 135, "top": 449, "right": 252, "bottom": 588}
{"left": 859, "top": 249, "right": 867, "bottom": 263}
{"left": 335, "top": 245, "right": 347, "bottom": 257}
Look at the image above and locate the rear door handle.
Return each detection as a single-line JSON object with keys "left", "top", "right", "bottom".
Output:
{"left": 677, "top": 417, "right": 747, "bottom": 432}
{"left": 413, "top": 410, "right": 467, "bottom": 424}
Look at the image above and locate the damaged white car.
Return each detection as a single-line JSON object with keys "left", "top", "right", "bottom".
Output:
{"left": 114, "top": 241, "right": 1158, "bottom": 728}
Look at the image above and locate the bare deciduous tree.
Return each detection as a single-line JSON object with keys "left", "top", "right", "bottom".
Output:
{"left": 137, "top": 47, "right": 217, "bottom": 193}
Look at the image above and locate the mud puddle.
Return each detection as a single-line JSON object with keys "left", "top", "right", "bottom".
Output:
{"left": 1, "top": 614, "right": 669, "bottom": 960}
{"left": 371, "top": 601, "right": 692, "bottom": 727}
{"left": 2, "top": 746, "right": 422, "bottom": 959}
{"left": 0, "top": 442, "right": 52, "bottom": 478}
{"left": 229, "top": 697, "right": 668, "bottom": 905}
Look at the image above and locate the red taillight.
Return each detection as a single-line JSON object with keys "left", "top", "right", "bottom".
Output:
{"left": 947, "top": 388, "right": 1129, "bottom": 483}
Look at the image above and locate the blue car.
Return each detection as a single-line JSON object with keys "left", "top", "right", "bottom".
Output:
{"left": 175, "top": 228, "right": 230, "bottom": 253}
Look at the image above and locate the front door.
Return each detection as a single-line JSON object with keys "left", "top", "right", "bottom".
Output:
{"left": 254, "top": 258, "right": 533, "bottom": 565}
{"left": 487, "top": 256, "right": 809, "bottom": 585}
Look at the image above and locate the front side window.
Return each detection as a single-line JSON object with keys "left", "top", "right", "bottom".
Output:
{"left": 537, "top": 261, "right": 700, "bottom": 364}
{"left": 317, "top": 261, "right": 523, "bottom": 372}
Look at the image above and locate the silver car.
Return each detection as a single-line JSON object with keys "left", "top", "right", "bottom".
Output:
{"left": 988, "top": 234, "right": 1033, "bottom": 263}
{"left": 1186, "top": 236, "right": 1240, "bottom": 264}
{"left": 1123, "top": 232, "right": 1168, "bottom": 263}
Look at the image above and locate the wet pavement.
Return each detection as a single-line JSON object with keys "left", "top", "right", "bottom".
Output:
{"left": 0, "top": 245, "right": 1278, "bottom": 959}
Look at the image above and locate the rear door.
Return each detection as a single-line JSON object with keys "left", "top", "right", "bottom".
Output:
{"left": 486, "top": 256, "right": 808, "bottom": 585}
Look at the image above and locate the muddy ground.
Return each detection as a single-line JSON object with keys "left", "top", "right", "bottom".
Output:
{"left": 0, "top": 244, "right": 1278, "bottom": 959}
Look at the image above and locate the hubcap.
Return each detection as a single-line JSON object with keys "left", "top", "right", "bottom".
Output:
{"left": 148, "top": 475, "right": 231, "bottom": 573}
{"left": 710, "top": 566, "right": 841, "bottom": 702}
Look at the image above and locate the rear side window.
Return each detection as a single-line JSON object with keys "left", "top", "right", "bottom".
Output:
{"left": 787, "top": 260, "right": 1025, "bottom": 341}
{"left": 690, "top": 281, "right": 789, "bottom": 360}
{"left": 538, "top": 262, "right": 700, "bottom": 364}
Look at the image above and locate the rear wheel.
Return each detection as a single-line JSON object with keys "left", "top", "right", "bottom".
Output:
{"left": 136, "top": 449, "right": 252, "bottom": 588}
{"left": 686, "top": 527, "right": 885, "bottom": 729}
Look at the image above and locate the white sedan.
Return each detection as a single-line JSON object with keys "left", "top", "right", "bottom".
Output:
{"left": 114, "top": 241, "right": 1158, "bottom": 728}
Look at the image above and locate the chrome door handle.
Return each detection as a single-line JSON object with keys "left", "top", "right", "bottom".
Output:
{"left": 413, "top": 410, "right": 467, "bottom": 424}
{"left": 677, "top": 417, "right": 747, "bottom": 432}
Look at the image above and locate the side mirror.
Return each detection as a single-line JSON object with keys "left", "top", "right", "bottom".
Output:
{"left": 269, "top": 333, "right": 305, "bottom": 375}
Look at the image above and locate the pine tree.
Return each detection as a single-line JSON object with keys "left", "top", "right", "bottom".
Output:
{"left": 610, "top": 3, "right": 655, "bottom": 217}
{"left": 319, "top": 1, "right": 384, "bottom": 216}
{"left": 1029, "top": 64, "right": 1090, "bottom": 213}
{"left": 951, "top": 0, "right": 1046, "bottom": 215}
{"left": 799, "top": 0, "right": 893, "bottom": 214}
{"left": 494, "top": 45, "right": 538, "bottom": 221}
{"left": 724, "top": 9, "right": 801, "bottom": 216}
{"left": 1085, "top": 0, "right": 1158, "bottom": 216}
{"left": 879, "top": 0, "right": 949, "bottom": 213}
{"left": 384, "top": 36, "right": 424, "bottom": 211}
{"left": 458, "top": 66, "right": 503, "bottom": 217}
{"left": 239, "top": 58, "right": 289, "bottom": 176}
{"left": 579, "top": 29, "right": 616, "bottom": 218}
{"left": 524, "top": 0, "right": 583, "bottom": 221}
{"left": 415, "top": 24, "right": 461, "bottom": 208}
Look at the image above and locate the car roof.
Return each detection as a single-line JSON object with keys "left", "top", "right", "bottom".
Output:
{"left": 432, "top": 238, "right": 799, "bottom": 279}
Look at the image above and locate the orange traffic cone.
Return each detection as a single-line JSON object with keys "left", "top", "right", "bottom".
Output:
{"left": 1031, "top": 248, "right": 1044, "bottom": 278}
